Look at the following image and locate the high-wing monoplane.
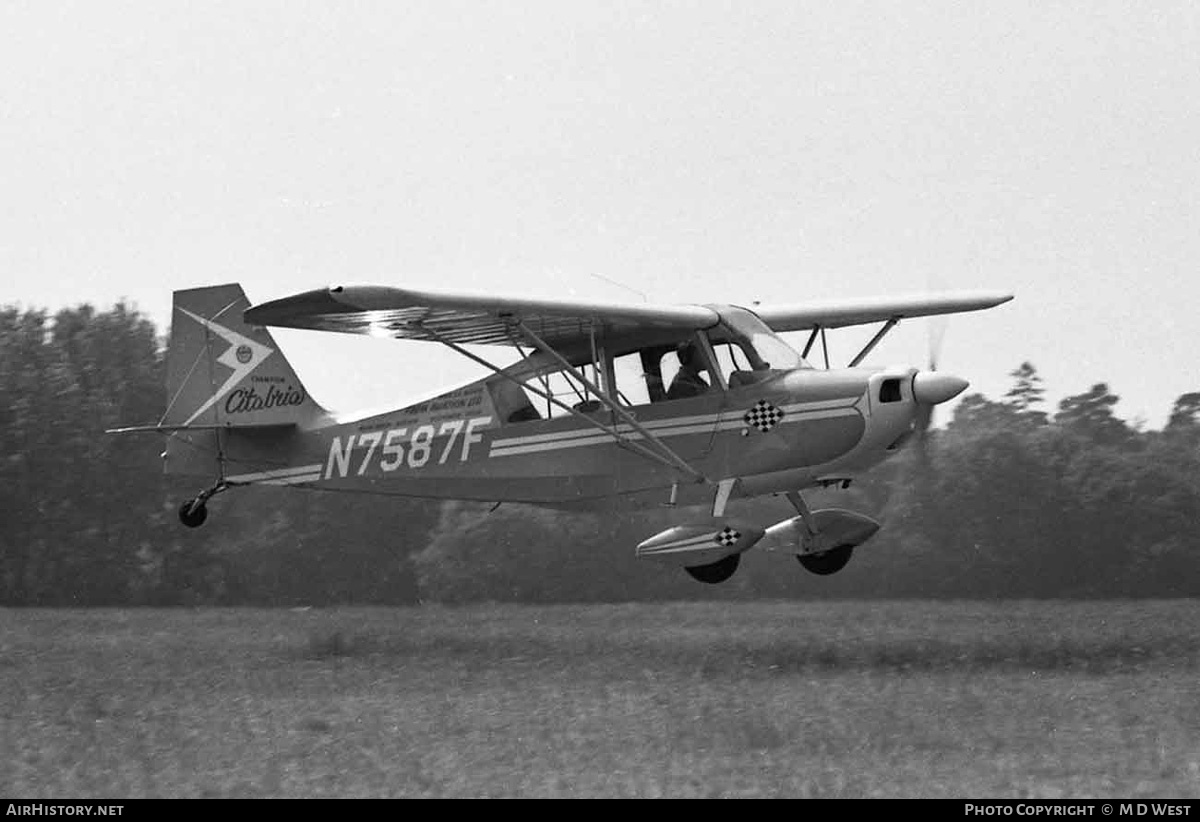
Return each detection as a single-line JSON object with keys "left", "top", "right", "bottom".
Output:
{"left": 110, "top": 283, "right": 1010, "bottom": 583}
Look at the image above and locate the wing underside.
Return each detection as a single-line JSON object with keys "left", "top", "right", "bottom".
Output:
{"left": 243, "top": 285, "right": 719, "bottom": 347}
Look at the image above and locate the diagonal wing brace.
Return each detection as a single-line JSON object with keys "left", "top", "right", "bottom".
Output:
{"left": 515, "top": 321, "right": 708, "bottom": 485}
{"left": 417, "top": 324, "right": 709, "bottom": 485}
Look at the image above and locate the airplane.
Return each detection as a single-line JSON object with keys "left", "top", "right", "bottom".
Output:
{"left": 109, "top": 283, "right": 1011, "bottom": 584}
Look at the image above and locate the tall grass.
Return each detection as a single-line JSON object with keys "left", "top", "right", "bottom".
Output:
{"left": 2, "top": 601, "right": 1198, "bottom": 797}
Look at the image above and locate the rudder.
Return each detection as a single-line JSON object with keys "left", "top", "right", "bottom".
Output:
{"left": 164, "top": 284, "right": 326, "bottom": 428}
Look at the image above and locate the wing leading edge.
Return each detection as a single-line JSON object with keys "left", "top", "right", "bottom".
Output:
{"left": 243, "top": 284, "right": 720, "bottom": 347}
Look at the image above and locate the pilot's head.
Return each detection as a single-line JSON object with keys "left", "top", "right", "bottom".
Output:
{"left": 676, "top": 341, "right": 703, "bottom": 371}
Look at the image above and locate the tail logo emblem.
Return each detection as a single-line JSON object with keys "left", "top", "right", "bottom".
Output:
{"left": 177, "top": 308, "right": 274, "bottom": 424}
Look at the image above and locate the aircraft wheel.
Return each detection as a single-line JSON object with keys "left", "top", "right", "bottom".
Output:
{"left": 685, "top": 553, "right": 740, "bottom": 584}
{"left": 178, "top": 500, "right": 208, "bottom": 528}
{"left": 797, "top": 545, "right": 853, "bottom": 576}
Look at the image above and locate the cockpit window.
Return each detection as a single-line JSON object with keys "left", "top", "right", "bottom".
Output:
{"left": 488, "top": 309, "right": 805, "bottom": 421}
{"left": 708, "top": 306, "right": 807, "bottom": 385}
{"left": 614, "top": 343, "right": 718, "bottom": 405}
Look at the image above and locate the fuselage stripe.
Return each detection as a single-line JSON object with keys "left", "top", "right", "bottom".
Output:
{"left": 490, "top": 412, "right": 723, "bottom": 447}
{"left": 257, "top": 473, "right": 322, "bottom": 486}
{"left": 225, "top": 463, "right": 323, "bottom": 482}
{"left": 487, "top": 407, "right": 862, "bottom": 457}
{"left": 488, "top": 396, "right": 861, "bottom": 450}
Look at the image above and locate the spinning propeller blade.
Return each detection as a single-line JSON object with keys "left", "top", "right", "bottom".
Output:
{"left": 911, "top": 316, "right": 966, "bottom": 460}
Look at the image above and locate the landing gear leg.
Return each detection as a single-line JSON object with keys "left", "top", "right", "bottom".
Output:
{"left": 784, "top": 491, "right": 818, "bottom": 537}
{"left": 785, "top": 490, "right": 855, "bottom": 576}
{"left": 178, "top": 482, "right": 230, "bottom": 528}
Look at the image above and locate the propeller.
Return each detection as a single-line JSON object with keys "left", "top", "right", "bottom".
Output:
{"left": 913, "top": 315, "right": 949, "bottom": 436}
{"left": 916, "top": 272, "right": 950, "bottom": 437}
{"left": 910, "top": 316, "right": 967, "bottom": 467}
{"left": 927, "top": 313, "right": 947, "bottom": 373}
{"left": 909, "top": 273, "right": 963, "bottom": 494}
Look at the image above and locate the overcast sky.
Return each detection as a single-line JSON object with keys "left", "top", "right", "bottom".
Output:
{"left": 3, "top": 1, "right": 1197, "bottom": 426}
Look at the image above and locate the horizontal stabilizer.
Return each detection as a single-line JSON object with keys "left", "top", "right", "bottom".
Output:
{"left": 106, "top": 422, "right": 298, "bottom": 435}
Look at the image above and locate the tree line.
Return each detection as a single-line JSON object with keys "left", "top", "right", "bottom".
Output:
{"left": 2, "top": 302, "right": 1198, "bottom": 605}
{"left": 0, "top": 303, "right": 434, "bottom": 606}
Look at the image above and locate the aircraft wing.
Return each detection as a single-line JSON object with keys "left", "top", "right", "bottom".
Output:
{"left": 753, "top": 291, "right": 1013, "bottom": 332}
{"left": 243, "top": 284, "right": 720, "bottom": 347}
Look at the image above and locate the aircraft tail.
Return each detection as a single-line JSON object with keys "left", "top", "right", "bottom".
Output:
{"left": 161, "top": 283, "right": 327, "bottom": 428}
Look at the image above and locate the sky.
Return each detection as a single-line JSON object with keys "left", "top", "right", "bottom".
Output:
{"left": 2, "top": 1, "right": 1198, "bottom": 427}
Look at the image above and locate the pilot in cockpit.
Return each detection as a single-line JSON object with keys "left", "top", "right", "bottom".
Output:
{"left": 666, "top": 342, "right": 711, "bottom": 401}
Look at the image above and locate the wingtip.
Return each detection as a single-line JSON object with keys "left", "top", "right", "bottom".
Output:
{"left": 960, "top": 290, "right": 1015, "bottom": 309}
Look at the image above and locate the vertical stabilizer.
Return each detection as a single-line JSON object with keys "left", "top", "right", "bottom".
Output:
{"left": 163, "top": 284, "right": 325, "bottom": 428}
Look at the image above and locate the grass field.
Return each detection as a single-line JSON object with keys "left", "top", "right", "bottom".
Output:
{"left": 2, "top": 600, "right": 1199, "bottom": 798}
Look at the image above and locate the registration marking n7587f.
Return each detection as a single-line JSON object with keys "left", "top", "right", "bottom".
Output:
{"left": 324, "top": 416, "right": 493, "bottom": 479}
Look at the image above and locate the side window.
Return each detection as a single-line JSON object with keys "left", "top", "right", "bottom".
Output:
{"left": 613, "top": 345, "right": 697, "bottom": 406}
{"left": 659, "top": 341, "right": 721, "bottom": 401}
{"left": 520, "top": 367, "right": 596, "bottom": 419}
{"left": 509, "top": 360, "right": 608, "bottom": 420}
{"left": 712, "top": 340, "right": 765, "bottom": 388}
{"left": 612, "top": 351, "right": 655, "bottom": 407}
{"left": 500, "top": 340, "right": 727, "bottom": 421}
{"left": 710, "top": 341, "right": 746, "bottom": 380}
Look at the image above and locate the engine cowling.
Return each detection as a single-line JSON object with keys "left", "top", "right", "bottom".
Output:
{"left": 636, "top": 520, "right": 765, "bottom": 567}
{"left": 763, "top": 508, "right": 881, "bottom": 556}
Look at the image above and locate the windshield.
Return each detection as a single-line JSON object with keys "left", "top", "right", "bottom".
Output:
{"left": 713, "top": 306, "right": 807, "bottom": 371}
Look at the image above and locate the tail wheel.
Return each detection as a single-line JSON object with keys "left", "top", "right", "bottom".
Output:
{"left": 797, "top": 545, "right": 853, "bottom": 576}
{"left": 685, "top": 553, "right": 740, "bottom": 584}
{"left": 178, "top": 501, "right": 208, "bottom": 528}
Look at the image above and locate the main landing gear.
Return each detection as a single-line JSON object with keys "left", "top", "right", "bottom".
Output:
{"left": 177, "top": 482, "right": 230, "bottom": 528}
{"left": 797, "top": 544, "right": 854, "bottom": 575}
{"left": 685, "top": 553, "right": 741, "bottom": 584}
{"left": 669, "top": 488, "right": 870, "bottom": 585}
{"left": 784, "top": 490, "right": 856, "bottom": 577}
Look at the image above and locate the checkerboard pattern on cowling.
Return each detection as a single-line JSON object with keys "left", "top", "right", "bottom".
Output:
{"left": 743, "top": 400, "right": 785, "bottom": 433}
{"left": 714, "top": 527, "right": 741, "bottom": 547}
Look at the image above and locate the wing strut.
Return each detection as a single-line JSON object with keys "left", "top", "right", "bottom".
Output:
{"left": 848, "top": 318, "right": 900, "bottom": 368}
{"left": 514, "top": 321, "right": 709, "bottom": 485}
{"left": 802, "top": 328, "right": 820, "bottom": 359}
{"left": 802, "top": 317, "right": 902, "bottom": 369}
{"left": 418, "top": 325, "right": 708, "bottom": 485}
